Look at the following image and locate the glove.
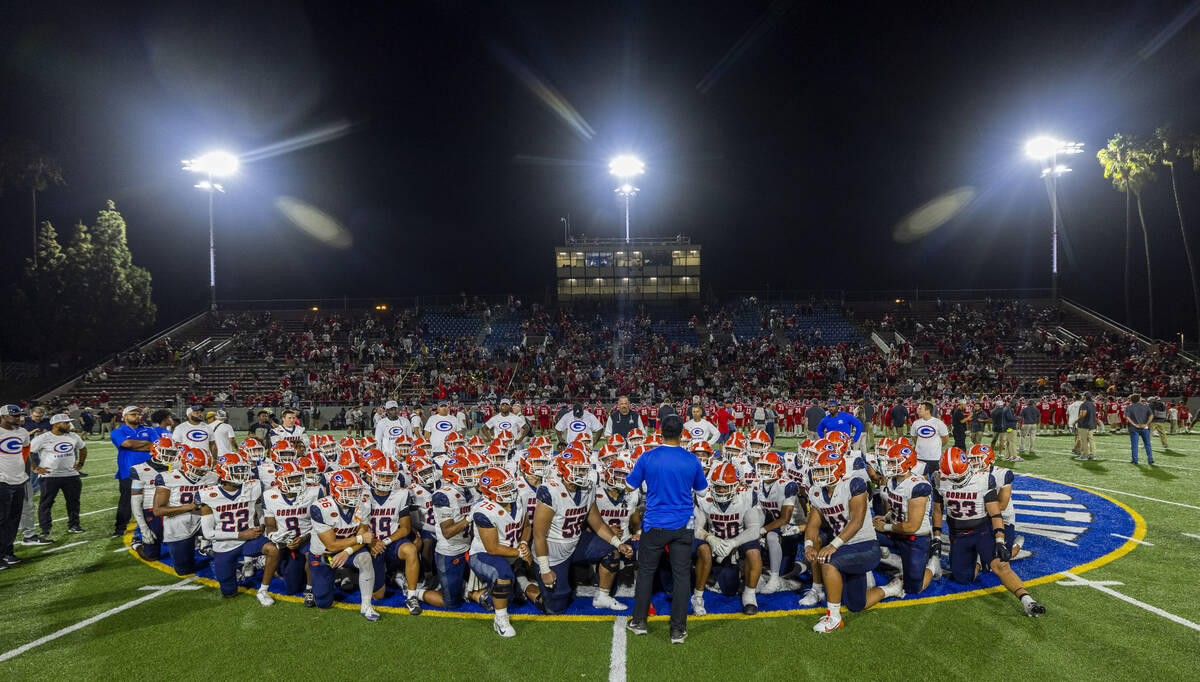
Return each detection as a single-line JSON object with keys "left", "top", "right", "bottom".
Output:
{"left": 781, "top": 524, "right": 801, "bottom": 537}
{"left": 713, "top": 538, "right": 734, "bottom": 561}
{"left": 267, "top": 529, "right": 294, "bottom": 546}
{"left": 994, "top": 539, "right": 1011, "bottom": 562}
{"left": 705, "top": 534, "right": 722, "bottom": 552}
{"left": 930, "top": 535, "right": 943, "bottom": 557}
{"left": 139, "top": 525, "right": 157, "bottom": 544}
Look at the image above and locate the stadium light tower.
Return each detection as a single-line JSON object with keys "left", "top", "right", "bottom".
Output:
{"left": 609, "top": 155, "right": 644, "bottom": 242}
{"left": 183, "top": 151, "right": 239, "bottom": 311}
{"left": 1025, "top": 137, "right": 1082, "bottom": 300}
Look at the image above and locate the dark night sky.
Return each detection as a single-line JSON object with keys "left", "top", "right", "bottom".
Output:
{"left": 3, "top": 1, "right": 1200, "bottom": 337}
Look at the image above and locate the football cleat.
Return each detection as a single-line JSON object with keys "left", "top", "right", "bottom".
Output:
{"left": 406, "top": 595, "right": 423, "bottom": 615}
{"left": 303, "top": 588, "right": 315, "bottom": 608}
{"left": 813, "top": 612, "right": 844, "bottom": 633}
{"left": 798, "top": 585, "right": 826, "bottom": 607}
{"left": 690, "top": 593, "right": 707, "bottom": 616}
{"left": 626, "top": 620, "right": 648, "bottom": 635}
{"left": 670, "top": 628, "right": 688, "bottom": 644}
{"left": 361, "top": 604, "right": 381, "bottom": 622}
{"left": 494, "top": 614, "right": 516, "bottom": 638}
{"left": 757, "top": 575, "right": 782, "bottom": 594}
{"left": 256, "top": 589, "right": 275, "bottom": 607}
{"left": 592, "top": 593, "right": 627, "bottom": 611}
{"left": 1024, "top": 599, "right": 1046, "bottom": 617}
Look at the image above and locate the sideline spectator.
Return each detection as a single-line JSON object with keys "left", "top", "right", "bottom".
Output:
{"left": 804, "top": 402, "right": 826, "bottom": 439}
{"left": 910, "top": 401, "right": 949, "bottom": 476}
{"left": 1072, "top": 392, "right": 1097, "bottom": 461}
{"left": 604, "top": 396, "right": 643, "bottom": 440}
{"left": 970, "top": 402, "right": 988, "bottom": 446}
{"left": 816, "top": 400, "right": 863, "bottom": 442}
{"left": 1124, "top": 395, "right": 1154, "bottom": 465}
{"left": 714, "top": 401, "right": 733, "bottom": 445}
{"left": 682, "top": 405, "right": 720, "bottom": 446}
{"left": 1018, "top": 400, "right": 1040, "bottom": 455}
{"left": 111, "top": 406, "right": 156, "bottom": 538}
{"left": 0, "top": 405, "right": 33, "bottom": 566}
{"left": 950, "top": 399, "right": 967, "bottom": 450}
{"left": 995, "top": 399, "right": 1020, "bottom": 462}
{"left": 247, "top": 410, "right": 273, "bottom": 446}
{"left": 1148, "top": 397, "right": 1169, "bottom": 451}
{"left": 32, "top": 414, "right": 87, "bottom": 537}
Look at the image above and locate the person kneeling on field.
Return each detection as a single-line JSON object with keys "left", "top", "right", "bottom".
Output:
{"left": 308, "top": 470, "right": 381, "bottom": 621}
{"left": 362, "top": 453, "right": 424, "bottom": 615}
{"left": 262, "top": 461, "right": 319, "bottom": 606}
{"left": 930, "top": 448, "right": 1044, "bottom": 618}
{"left": 470, "top": 467, "right": 530, "bottom": 637}
{"left": 872, "top": 443, "right": 935, "bottom": 596}
{"left": 693, "top": 462, "right": 763, "bottom": 615}
{"left": 198, "top": 452, "right": 279, "bottom": 606}
{"left": 805, "top": 447, "right": 901, "bottom": 633}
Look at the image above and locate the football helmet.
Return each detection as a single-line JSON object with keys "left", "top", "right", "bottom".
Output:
{"left": 747, "top": 429, "right": 772, "bottom": 458}
{"left": 368, "top": 456, "right": 402, "bottom": 492}
{"left": 393, "top": 434, "right": 415, "bottom": 455}
{"left": 441, "top": 455, "right": 479, "bottom": 489}
{"left": 296, "top": 453, "right": 326, "bottom": 486}
{"left": 478, "top": 466, "right": 518, "bottom": 504}
{"left": 408, "top": 455, "right": 439, "bottom": 488}
{"left": 809, "top": 450, "right": 847, "bottom": 488}
{"left": 625, "top": 428, "right": 645, "bottom": 449}
{"left": 239, "top": 437, "right": 265, "bottom": 464}
{"left": 328, "top": 469, "right": 365, "bottom": 507}
{"left": 874, "top": 437, "right": 895, "bottom": 458}
{"left": 604, "top": 456, "right": 633, "bottom": 491}
{"left": 179, "top": 446, "right": 214, "bottom": 481}
{"left": 598, "top": 443, "right": 622, "bottom": 467}
{"left": 151, "top": 436, "right": 179, "bottom": 467}
{"left": 939, "top": 447, "right": 972, "bottom": 487}
{"left": 485, "top": 444, "right": 508, "bottom": 466}
{"left": 274, "top": 460, "right": 306, "bottom": 495}
{"left": 413, "top": 437, "right": 433, "bottom": 455}
{"left": 643, "top": 432, "right": 663, "bottom": 447}
{"left": 271, "top": 440, "right": 298, "bottom": 464}
{"left": 757, "top": 451, "right": 785, "bottom": 483}
{"left": 723, "top": 432, "right": 747, "bottom": 459}
{"left": 967, "top": 444, "right": 995, "bottom": 472}
{"left": 520, "top": 447, "right": 550, "bottom": 485}
{"left": 880, "top": 444, "right": 918, "bottom": 478}
{"left": 339, "top": 436, "right": 357, "bottom": 452}
{"left": 607, "top": 433, "right": 627, "bottom": 453}
{"left": 529, "top": 435, "right": 552, "bottom": 450}
{"left": 215, "top": 452, "right": 252, "bottom": 485}
{"left": 467, "top": 435, "right": 487, "bottom": 456}
{"left": 709, "top": 461, "right": 741, "bottom": 503}
{"left": 629, "top": 444, "right": 650, "bottom": 461}
{"left": 443, "top": 431, "right": 465, "bottom": 452}
{"left": 556, "top": 448, "right": 593, "bottom": 488}
{"left": 335, "top": 448, "right": 362, "bottom": 472}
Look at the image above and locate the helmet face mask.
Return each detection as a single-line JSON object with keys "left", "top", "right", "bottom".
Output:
{"left": 151, "top": 439, "right": 179, "bottom": 467}
{"left": 709, "top": 462, "right": 740, "bottom": 503}
{"left": 278, "top": 471, "right": 305, "bottom": 495}
{"left": 219, "top": 462, "right": 251, "bottom": 485}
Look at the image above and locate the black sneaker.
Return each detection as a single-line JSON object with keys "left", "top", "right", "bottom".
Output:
{"left": 670, "top": 628, "right": 688, "bottom": 644}
{"left": 303, "top": 588, "right": 315, "bottom": 608}
{"left": 405, "top": 595, "right": 423, "bottom": 615}
{"left": 112, "top": 530, "right": 125, "bottom": 538}
{"left": 2, "top": 554, "right": 21, "bottom": 566}
{"left": 68, "top": 525, "right": 85, "bottom": 534}
{"left": 626, "top": 620, "right": 647, "bottom": 636}
{"left": 19, "top": 536, "right": 41, "bottom": 546}
{"left": 30, "top": 535, "right": 53, "bottom": 545}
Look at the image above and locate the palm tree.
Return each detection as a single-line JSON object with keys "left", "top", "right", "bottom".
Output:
{"left": 0, "top": 138, "right": 65, "bottom": 268}
{"left": 1097, "top": 134, "right": 1156, "bottom": 336}
{"left": 1151, "top": 127, "right": 1200, "bottom": 347}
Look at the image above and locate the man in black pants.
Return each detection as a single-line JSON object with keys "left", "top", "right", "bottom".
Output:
{"left": 32, "top": 413, "right": 88, "bottom": 537}
{"left": 624, "top": 414, "right": 708, "bottom": 644}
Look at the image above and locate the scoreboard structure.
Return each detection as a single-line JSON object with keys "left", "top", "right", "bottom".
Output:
{"left": 555, "top": 236, "right": 701, "bottom": 301}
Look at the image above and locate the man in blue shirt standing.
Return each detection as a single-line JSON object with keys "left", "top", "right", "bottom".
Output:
{"left": 625, "top": 414, "right": 707, "bottom": 644}
{"left": 110, "top": 406, "right": 156, "bottom": 538}
{"left": 816, "top": 400, "right": 864, "bottom": 442}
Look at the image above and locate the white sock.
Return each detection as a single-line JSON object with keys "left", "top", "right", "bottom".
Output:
{"left": 258, "top": 584, "right": 269, "bottom": 593}
{"left": 826, "top": 602, "right": 842, "bottom": 621}
{"left": 305, "top": 584, "right": 312, "bottom": 590}
{"left": 352, "top": 550, "right": 375, "bottom": 598}
{"left": 406, "top": 589, "right": 417, "bottom": 600}
{"left": 742, "top": 586, "right": 757, "bottom": 603}
{"left": 596, "top": 587, "right": 610, "bottom": 598}
{"left": 495, "top": 607, "right": 508, "bottom": 618}
{"left": 693, "top": 588, "right": 704, "bottom": 599}
{"left": 1020, "top": 594, "right": 1035, "bottom": 606}
{"left": 765, "top": 532, "right": 783, "bottom": 576}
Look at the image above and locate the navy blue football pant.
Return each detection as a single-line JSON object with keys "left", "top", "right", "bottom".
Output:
{"left": 470, "top": 552, "right": 516, "bottom": 609}
{"left": 166, "top": 536, "right": 199, "bottom": 575}
{"left": 877, "top": 531, "right": 930, "bottom": 594}
{"left": 827, "top": 541, "right": 881, "bottom": 612}
{"left": 436, "top": 551, "right": 469, "bottom": 608}
{"left": 371, "top": 537, "right": 413, "bottom": 581}
{"left": 213, "top": 536, "right": 270, "bottom": 597}
{"left": 949, "top": 527, "right": 993, "bottom": 584}
{"left": 136, "top": 509, "right": 164, "bottom": 559}
{"left": 688, "top": 538, "right": 761, "bottom": 595}
{"left": 308, "top": 547, "right": 378, "bottom": 608}
{"left": 279, "top": 542, "right": 310, "bottom": 593}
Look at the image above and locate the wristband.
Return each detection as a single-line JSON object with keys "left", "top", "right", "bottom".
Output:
{"left": 342, "top": 546, "right": 353, "bottom": 555}
{"left": 536, "top": 556, "right": 552, "bottom": 573}
{"left": 383, "top": 537, "right": 392, "bottom": 546}
{"left": 804, "top": 539, "right": 814, "bottom": 549}
{"left": 830, "top": 537, "right": 845, "bottom": 549}
{"left": 883, "top": 523, "right": 894, "bottom": 533}
{"left": 609, "top": 535, "right": 622, "bottom": 548}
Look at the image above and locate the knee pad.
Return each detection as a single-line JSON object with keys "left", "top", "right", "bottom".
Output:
{"left": 600, "top": 552, "right": 621, "bottom": 573}
{"left": 492, "top": 580, "right": 512, "bottom": 600}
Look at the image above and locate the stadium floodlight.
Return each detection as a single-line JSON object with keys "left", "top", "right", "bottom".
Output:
{"left": 1024, "top": 137, "right": 1083, "bottom": 301}
{"left": 609, "top": 155, "right": 644, "bottom": 242}
{"left": 183, "top": 150, "right": 240, "bottom": 312}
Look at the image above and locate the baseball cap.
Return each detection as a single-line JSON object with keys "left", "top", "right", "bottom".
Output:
{"left": 1, "top": 404, "right": 25, "bottom": 416}
{"left": 187, "top": 405, "right": 202, "bottom": 415}
{"left": 437, "top": 400, "right": 448, "bottom": 407}
{"left": 384, "top": 400, "right": 399, "bottom": 410}
{"left": 49, "top": 413, "right": 72, "bottom": 425}
{"left": 122, "top": 405, "right": 142, "bottom": 416}
{"left": 500, "top": 398, "right": 512, "bottom": 405}
{"left": 572, "top": 403, "right": 584, "bottom": 417}
{"left": 214, "top": 409, "right": 228, "bottom": 420}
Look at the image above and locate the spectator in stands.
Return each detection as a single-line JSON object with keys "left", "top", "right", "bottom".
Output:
{"left": 1018, "top": 400, "right": 1040, "bottom": 455}
{"left": 111, "top": 406, "right": 157, "bottom": 538}
{"left": 604, "top": 396, "right": 643, "bottom": 440}
{"left": 1072, "top": 392, "right": 1097, "bottom": 461}
{"left": 1125, "top": 395, "right": 1154, "bottom": 465}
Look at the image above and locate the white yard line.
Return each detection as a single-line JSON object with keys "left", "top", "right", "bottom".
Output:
{"left": 41, "top": 540, "right": 90, "bottom": 553}
{"left": 0, "top": 576, "right": 199, "bottom": 662}
{"left": 609, "top": 616, "right": 627, "bottom": 682}
{"left": 53, "top": 506, "right": 116, "bottom": 523}
{"left": 1183, "top": 533, "right": 1200, "bottom": 541}
{"left": 1110, "top": 533, "right": 1152, "bottom": 546}
{"left": 1057, "top": 572, "right": 1200, "bottom": 633}
{"left": 1023, "top": 474, "right": 1200, "bottom": 511}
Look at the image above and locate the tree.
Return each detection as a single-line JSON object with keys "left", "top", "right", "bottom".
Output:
{"left": 1151, "top": 126, "right": 1200, "bottom": 346}
{"left": 84, "top": 200, "right": 157, "bottom": 350}
{"left": 0, "top": 138, "right": 65, "bottom": 268}
{"left": 1098, "top": 134, "right": 1157, "bottom": 336}
{"left": 14, "top": 221, "right": 70, "bottom": 373}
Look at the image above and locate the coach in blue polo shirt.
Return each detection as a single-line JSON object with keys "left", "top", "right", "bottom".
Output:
{"left": 816, "top": 399, "right": 863, "bottom": 442}
{"left": 625, "top": 414, "right": 707, "bottom": 644}
{"left": 111, "top": 406, "right": 156, "bottom": 538}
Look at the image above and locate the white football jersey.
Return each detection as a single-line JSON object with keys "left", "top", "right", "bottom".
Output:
{"left": 515, "top": 477, "right": 539, "bottom": 529}
{"left": 409, "top": 483, "right": 436, "bottom": 535}
{"left": 988, "top": 465, "right": 1016, "bottom": 524}
{"left": 807, "top": 476, "right": 877, "bottom": 546}
{"left": 594, "top": 487, "right": 641, "bottom": 542}
{"left": 254, "top": 461, "right": 278, "bottom": 489}
{"left": 470, "top": 498, "right": 524, "bottom": 555}
{"left": 154, "top": 470, "right": 218, "bottom": 542}
{"left": 933, "top": 471, "right": 998, "bottom": 525}
{"left": 271, "top": 424, "right": 306, "bottom": 450}
{"left": 432, "top": 484, "right": 475, "bottom": 556}
{"left": 882, "top": 473, "right": 933, "bottom": 535}
{"left": 308, "top": 495, "right": 366, "bottom": 556}
{"left": 365, "top": 487, "right": 413, "bottom": 540}
{"left": 756, "top": 479, "right": 799, "bottom": 525}
{"left": 537, "top": 478, "right": 593, "bottom": 563}
{"left": 695, "top": 488, "right": 758, "bottom": 539}
{"left": 263, "top": 484, "right": 321, "bottom": 538}
{"left": 197, "top": 480, "right": 264, "bottom": 554}
{"left": 130, "top": 461, "right": 169, "bottom": 511}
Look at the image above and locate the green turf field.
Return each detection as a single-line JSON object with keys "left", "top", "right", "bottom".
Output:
{"left": 1, "top": 430, "right": 1197, "bottom": 679}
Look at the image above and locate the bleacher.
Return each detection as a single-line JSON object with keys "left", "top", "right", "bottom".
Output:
{"left": 420, "top": 307, "right": 485, "bottom": 347}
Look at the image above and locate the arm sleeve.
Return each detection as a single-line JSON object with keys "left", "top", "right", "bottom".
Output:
{"left": 729, "top": 506, "right": 764, "bottom": 546}
{"left": 911, "top": 482, "right": 932, "bottom": 498}
{"left": 783, "top": 481, "right": 799, "bottom": 505}
{"left": 200, "top": 510, "right": 242, "bottom": 541}
{"left": 536, "top": 485, "right": 555, "bottom": 507}
{"left": 693, "top": 505, "right": 709, "bottom": 539}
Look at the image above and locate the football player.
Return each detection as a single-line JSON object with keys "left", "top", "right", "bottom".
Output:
{"left": 262, "top": 460, "right": 320, "bottom": 607}
{"left": 930, "top": 448, "right": 1044, "bottom": 617}
{"left": 308, "top": 469, "right": 380, "bottom": 621}
{"left": 804, "top": 450, "right": 900, "bottom": 633}
{"left": 417, "top": 452, "right": 483, "bottom": 610}
{"left": 406, "top": 454, "right": 440, "bottom": 586}
{"left": 756, "top": 452, "right": 800, "bottom": 594}
{"left": 872, "top": 443, "right": 935, "bottom": 596}
{"left": 579, "top": 456, "right": 642, "bottom": 610}
{"left": 152, "top": 446, "right": 217, "bottom": 575}
{"left": 968, "top": 444, "right": 1027, "bottom": 561}
{"left": 363, "top": 457, "right": 423, "bottom": 615}
{"left": 470, "top": 467, "right": 530, "bottom": 637}
{"left": 197, "top": 452, "right": 278, "bottom": 605}
{"left": 693, "top": 462, "right": 763, "bottom": 616}
{"left": 129, "top": 436, "right": 177, "bottom": 559}
{"left": 523, "top": 449, "right": 633, "bottom": 614}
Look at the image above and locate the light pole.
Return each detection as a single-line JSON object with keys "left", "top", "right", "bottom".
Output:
{"left": 1025, "top": 137, "right": 1082, "bottom": 300}
{"left": 183, "top": 151, "right": 239, "bottom": 311}
{"left": 609, "top": 155, "right": 644, "bottom": 242}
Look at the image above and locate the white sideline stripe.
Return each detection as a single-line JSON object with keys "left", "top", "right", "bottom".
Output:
{"left": 1060, "top": 579, "right": 1125, "bottom": 586}
{"left": 0, "top": 576, "right": 198, "bottom": 662}
{"left": 1022, "top": 475, "right": 1200, "bottom": 511}
{"left": 1086, "top": 458, "right": 1200, "bottom": 472}
{"left": 41, "top": 541, "right": 89, "bottom": 553}
{"left": 53, "top": 506, "right": 117, "bottom": 523}
{"left": 114, "top": 546, "right": 134, "bottom": 553}
{"left": 1183, "top": 533, "right": 1200, "bottom": 541}
{"left": 609, "top": 616, "right": 627, "bottom": 682}
{"left": 1057, "top": 572, "right": 1200, "bottom": 633}
{"left": 1110, "top": 533, "right": 1152, "bottom": 546}
{"left": 137, "top": 583, "right": 203, "bottom": 591}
